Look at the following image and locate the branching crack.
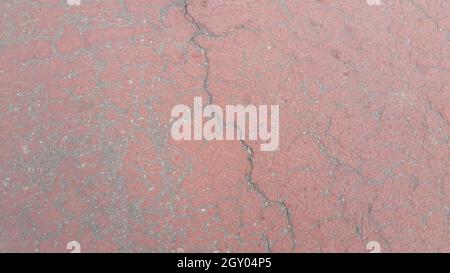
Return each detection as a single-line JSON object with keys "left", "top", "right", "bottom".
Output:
{"left": 240, "top": 140, "right": 296, "bottom": 252}
{"left": 180, "top": 0, "right": 296, "bottom": 252}
{"left": 181, "top": 0, "right": 214, "bottom": 105}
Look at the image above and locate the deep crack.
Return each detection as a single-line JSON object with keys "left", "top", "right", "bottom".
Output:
{"left": 240, "top": 140, "right": 296, "bottom": 252}
{"left": 181, "top": 0, "right": 296, "bottom": 252}
{"left": 181, "top": 0, "right": 214, "bottom": 105}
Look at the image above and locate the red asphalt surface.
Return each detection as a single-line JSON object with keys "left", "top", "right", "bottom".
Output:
{"left": 0, "top": 0, "right": 449, "bottom": 253}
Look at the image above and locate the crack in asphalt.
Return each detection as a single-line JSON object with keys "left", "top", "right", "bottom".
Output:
{"left": 240, "top": 140, "right": 296, "bottom": 252}
{"left": 181, "top": 0, "right": 214, "bottom": 105}
{"left": 180, "top": 0, "right": 296, "bottom": 252}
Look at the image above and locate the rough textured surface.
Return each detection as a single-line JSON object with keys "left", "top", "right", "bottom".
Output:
{"left": 0, "top": 0, "right": 449, "bottom": 252}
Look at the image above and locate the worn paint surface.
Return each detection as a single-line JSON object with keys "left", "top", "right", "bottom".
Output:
{"left": 0, "top": 0, "right": 449, "bottom": 252}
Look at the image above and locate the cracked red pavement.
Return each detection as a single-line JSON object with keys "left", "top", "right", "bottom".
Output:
{"left": 0, "top": 0, "right": 449, "bottom": 253}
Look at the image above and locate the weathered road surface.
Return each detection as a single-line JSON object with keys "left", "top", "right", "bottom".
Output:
{"left": 0, "top": 0, "right": 449, "bottom": 252}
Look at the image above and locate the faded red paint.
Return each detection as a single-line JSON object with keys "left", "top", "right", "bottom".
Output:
{"left": 0, "top": 0, "right": 449, "bottom": 253}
